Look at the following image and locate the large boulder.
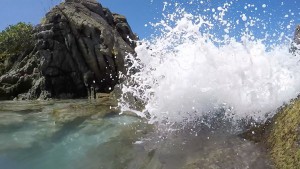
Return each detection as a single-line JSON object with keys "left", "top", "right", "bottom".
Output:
{"left": 0, "top": 0, "right": 137, "bottom": 100}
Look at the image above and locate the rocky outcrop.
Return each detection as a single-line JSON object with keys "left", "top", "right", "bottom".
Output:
{"left": 0, "top": 0, "right": 137, "bottom": 100}
{"left": 290, "top": 25, "right": 300, "bottom": 55}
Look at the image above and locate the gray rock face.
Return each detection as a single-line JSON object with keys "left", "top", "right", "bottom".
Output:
{"left": 294, "top": 25, "right": 300, "bottom": 44}
{"left": 290, "top": 25, "right": 300, "bottom": 55}
{"left": 0, "top": 0, "right": 137, "bottom": 100}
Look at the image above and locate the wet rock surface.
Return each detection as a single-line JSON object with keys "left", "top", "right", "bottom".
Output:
{"left": 0, "top": 0, "right": 136, "bottom": 100}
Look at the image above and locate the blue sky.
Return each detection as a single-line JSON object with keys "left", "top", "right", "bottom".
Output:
{"left": 0, "top": 0, "right": 299, "bottom": 41}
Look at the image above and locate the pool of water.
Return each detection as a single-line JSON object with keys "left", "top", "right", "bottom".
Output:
{"left": 0, "top": 99, "right": 273, "bottom": 169}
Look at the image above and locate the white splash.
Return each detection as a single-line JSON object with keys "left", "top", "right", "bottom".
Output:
{"left": 119, "top": 1, "right": 300, "bottom": 124}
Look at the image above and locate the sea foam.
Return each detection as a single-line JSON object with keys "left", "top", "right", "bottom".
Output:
{"left": 119, "top": 1, "right": 300, "bottom": 124}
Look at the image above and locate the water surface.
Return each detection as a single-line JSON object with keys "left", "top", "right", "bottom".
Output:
{"left": 0, "top": 100, "right": 273, "bottom": 169}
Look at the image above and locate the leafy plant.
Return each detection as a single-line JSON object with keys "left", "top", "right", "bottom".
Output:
{"left": 0, "top": 22, "right": 34, "bottom": 62}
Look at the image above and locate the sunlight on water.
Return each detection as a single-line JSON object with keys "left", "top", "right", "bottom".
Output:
{"left": 120, "top": 0, "right": 300, "bottom": 124}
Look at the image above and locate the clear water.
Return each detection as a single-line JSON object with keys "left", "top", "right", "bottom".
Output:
{"left": 0, "top": 100, "right": 273, "bottom": 169}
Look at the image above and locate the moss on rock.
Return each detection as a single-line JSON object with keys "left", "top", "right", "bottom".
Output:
{"left": 241, "top": 98, "right": 300, "bottom": 168}
{"left": 266, "top": 98, "right": 300, "bottom": 168}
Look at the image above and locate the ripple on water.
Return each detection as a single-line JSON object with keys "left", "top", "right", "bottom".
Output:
{"left": 0, "top": 100, "right": 273, "bottom": 169}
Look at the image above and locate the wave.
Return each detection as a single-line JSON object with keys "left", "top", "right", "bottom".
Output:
{"left": 119, "top": 0, "right": 300, "bottom": 124}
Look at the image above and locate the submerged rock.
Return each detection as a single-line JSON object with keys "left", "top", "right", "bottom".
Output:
{"left": 0, "top": 0, "right": 137, "bottom": 100}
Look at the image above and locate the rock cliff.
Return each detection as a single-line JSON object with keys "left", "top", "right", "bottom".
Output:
{"left": 0, "top": 0, "right": 137, "bottom": 100}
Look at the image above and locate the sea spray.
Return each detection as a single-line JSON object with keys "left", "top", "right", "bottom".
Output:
{"left": 119, "top": 1, "right": 300, "bottom": 125}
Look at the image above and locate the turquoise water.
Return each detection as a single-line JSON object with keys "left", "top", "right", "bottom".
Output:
{"left": 0, "top": 100, "right": 273, "bottom": 169}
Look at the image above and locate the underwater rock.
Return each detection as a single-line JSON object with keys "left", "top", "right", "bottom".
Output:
{"left": 51, "top": 96, "right": 119, "bottom": 125}
{"left": 182, "top": 140, "right": 273, "bottom": 169}
{"left": 75, "top": 121, "right": 155, "bottom": 169}
{"left": 0, "top": 113, "right": 24, "bottom": 129}
{"left": 0, "top": 0, "right": 137, "bottom": 100}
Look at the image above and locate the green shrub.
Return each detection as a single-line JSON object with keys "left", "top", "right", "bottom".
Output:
{"left": 0, "top": 22, "right": 34, "bottom": 62}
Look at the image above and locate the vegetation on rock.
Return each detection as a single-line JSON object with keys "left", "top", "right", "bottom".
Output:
{"left": 0, "top": 22, "right": 34, "bottom": 75}
{"left": 0, "top": 0, "right": 136, "bottom": 100}
{"left": 267, "top": 98, "right": 300, "bottom": 168}
{"left": 0, "top": 22, "right": 34, "bottom": 60}
{"left": 241, "top": 98, "right": 300, "bottom": 168}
